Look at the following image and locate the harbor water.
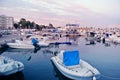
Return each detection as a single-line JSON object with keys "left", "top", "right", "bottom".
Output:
{"left": 0, "top": 37, "right": 120, "bottom": 80}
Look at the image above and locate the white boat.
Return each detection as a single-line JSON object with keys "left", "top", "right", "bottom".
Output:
{"left": 0, "top": 56, "right": 24, "bottom": 76}
{"left": 37, "top": 41, "right": 49, "bottom": 47}
{"left": 7, "top": 38, "right": 50, "bottom": 49}
{"left": 7, "top": 40, "right": 34, "bottom": 49}
{"left": 51, "top": 50, "right": 100, "bottom": 80}
{"left": 105, "top": 38, "right": 111, "bottom": 42}
{"left": 28, "top": 36, "right": 50, "bottom": 47}
{"left": 105, "top": 35, "right": 120, "bottom": 43}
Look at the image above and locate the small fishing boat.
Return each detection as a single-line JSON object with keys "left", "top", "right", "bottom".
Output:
{"left": 7, "top": 38, "right": 50, "bottom": 49}
{"left": 30, "top": 36, "right": 50, "bottom": 46}
{"left": 51, "top": 50, "right": 100, "bottom": 80}
{"left": 0, "top": 56, "right": 24, "bottom": 76}
{"left": 7, "top": 40, "right": 34, "bottom": 49}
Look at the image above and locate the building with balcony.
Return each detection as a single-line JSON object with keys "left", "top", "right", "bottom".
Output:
{"left": 0, "top": 15, "right": 14, "bottom": 29}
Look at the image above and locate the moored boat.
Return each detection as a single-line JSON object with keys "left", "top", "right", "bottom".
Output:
{"left": 7, "top": 40, "right": 34, "bottom": 49}
{"left": 7, "top": 38, "right": 50, "bottom": 49}
{"left": 51, "top": 50, "right": 100, "bottom": 80}
{"left": 0, "top": 56, "right": 24, "bottom": 76}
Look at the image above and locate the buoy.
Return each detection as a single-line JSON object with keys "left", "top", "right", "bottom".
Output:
{"left": 93, "top": 76, "right": 96, "bottom": 80}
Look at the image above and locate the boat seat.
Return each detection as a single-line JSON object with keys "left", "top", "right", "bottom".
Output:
{"left": 66, "top": 64, "right": 82, "bottom": 69}
{"left": 66, "top": 65, "right": 84, "bottom": 73}
{"left": 66, "top": 60, "right": 84, "bottom": 69}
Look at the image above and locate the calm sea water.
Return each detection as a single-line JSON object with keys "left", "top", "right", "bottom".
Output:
{"left": 0, "top": 37, "right": 120, "bottom": 80}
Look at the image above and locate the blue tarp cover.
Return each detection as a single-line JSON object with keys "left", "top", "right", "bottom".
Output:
{"left": 32, "top": 38, "right": 39, "bottom": 44}
{"left": 63, "top": 50, "right": 80, "bottom": 66}
{"left": 53, "top": 29, "right": 57, "bottom": 33}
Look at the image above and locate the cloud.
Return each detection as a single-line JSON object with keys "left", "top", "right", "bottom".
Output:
{"left": 0, "top": 0, "right": 120, "bottom": 27}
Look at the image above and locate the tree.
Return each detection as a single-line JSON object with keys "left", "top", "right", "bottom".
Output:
{"left": 26, "top": 21, "right": 31, "bottom": 29}
{"left": 19, "top": 18, "right": 27, "bottom": 29}
{"left": 30, "top": 21, "right": 35, "bottom": 29}
{"left": 14, "top": 23, "right": 19, "bottom": 29}
{"left": 49, "top": 23, "right": 54, "bottom": 28}
{"left": 48, "top": 23, "right": 55, "bottom": 29}
{"left": 35, "top": 24, "right": 42, "bottom": 31}
{"left": 41, "top": 25, "right": 46, "bottom": 29}
{"left": 17, "top": 18, "right": 52, "bottom": 30}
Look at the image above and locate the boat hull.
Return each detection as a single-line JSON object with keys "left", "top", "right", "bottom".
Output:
{"left": 51, "top": 57, "right": 100, "bottom": 80}
{"left": 0, "top": 56, "right": 24, "bottom": 76}
{"left": 7, "top": 43, "right": 34, "bottom": 49}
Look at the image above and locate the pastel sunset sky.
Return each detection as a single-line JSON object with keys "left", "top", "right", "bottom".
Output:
{"left": 0, "top": 0, "right": 120, "bottom": 27}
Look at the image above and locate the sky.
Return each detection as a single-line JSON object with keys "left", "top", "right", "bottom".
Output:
{"left": 0, "top": 0, "right": 120, "bottom": 27}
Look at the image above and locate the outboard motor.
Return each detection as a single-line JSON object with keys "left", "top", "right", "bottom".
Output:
{"left": 93, "top": 76, "right": 96, "bottom": 80}
{"left": 31, "top": 38, "right": 40, "bottom": 53}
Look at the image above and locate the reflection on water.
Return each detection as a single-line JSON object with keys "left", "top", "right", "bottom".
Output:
{"left": 0, "top": 72, "right": 24, "bottom": 80}
{"left": 68, "top": 36, "right": 80, "bottom": 45}
{"left": 51, "top": 61, "right": 94, "bottom": 80}
{"left": 5, "top": 46, "right": 56, "bottom": 62}
{"left": 0, "top": 44, "right": 8, "bottom": 54}
{"left": 27, "top": 56, "right": 32, "bottom": 61}
{"left": 6, "top": 48, "right": 34, "bottom": 53}
{"left": 6, "top": 48, "right": 35, "bottom": 61}
{"left": 51, "top": 61, "right": 72, "bottom": 80}
{"left": 104, "top": 43, "right": 110, "bottom": 47}
{"left": 85, "top": 40, "right": 96, "bottom": 45}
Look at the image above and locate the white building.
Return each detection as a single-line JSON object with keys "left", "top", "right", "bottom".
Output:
{"left": 0, "top": 15, "right": 14, "bottom": 29}
{"left": 66, "top": 24, "right": 79, "bottom": 30}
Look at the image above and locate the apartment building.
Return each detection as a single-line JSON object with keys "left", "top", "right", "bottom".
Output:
{"left": 0, "top": 15, "right": 14, "bottom": 29}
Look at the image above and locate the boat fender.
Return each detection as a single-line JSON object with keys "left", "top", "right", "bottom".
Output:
{"left": 93, "top": 76, "right": 96, "bottom": 80}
